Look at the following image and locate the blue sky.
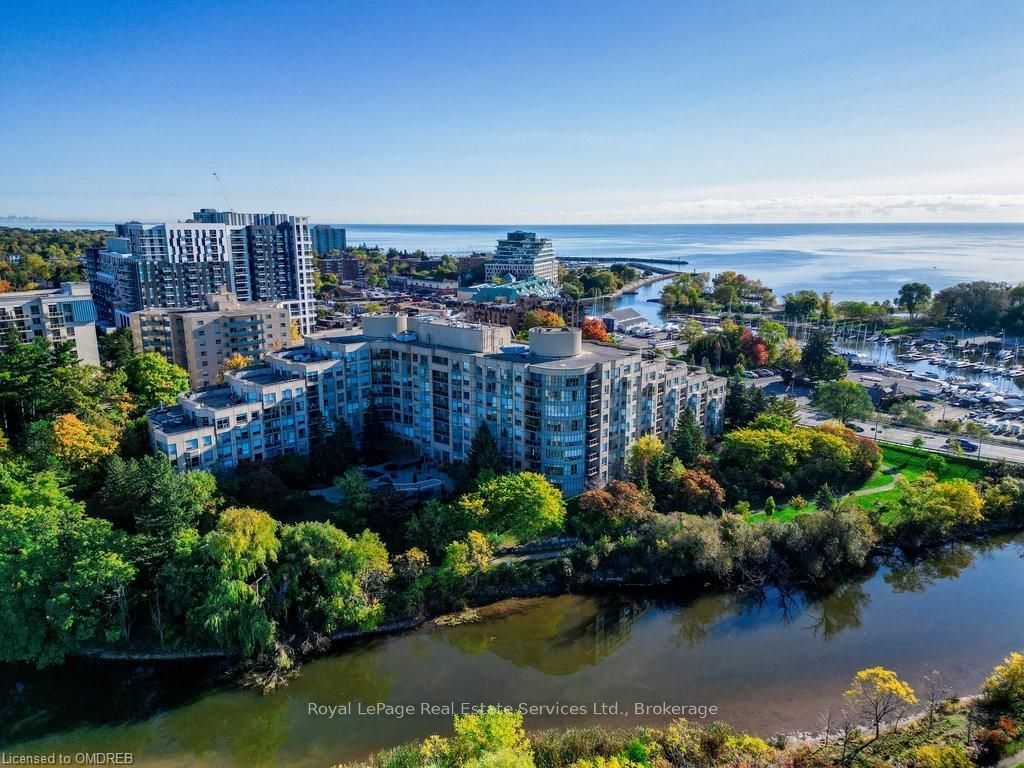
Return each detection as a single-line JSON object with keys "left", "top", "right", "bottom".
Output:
{"left": 2, "top": 0, "right": 1022, "bottom": 223}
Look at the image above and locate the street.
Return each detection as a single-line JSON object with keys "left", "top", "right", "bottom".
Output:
{"left": 751, "top": 375, "right": 1024, "bottom": 464}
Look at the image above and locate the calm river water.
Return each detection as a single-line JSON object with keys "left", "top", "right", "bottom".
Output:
{"left": 2, "top": 535, "right": 1023, "bottom": 767}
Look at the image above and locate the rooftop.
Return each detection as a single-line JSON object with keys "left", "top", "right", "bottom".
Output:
{"left": 601, "top": 308, "right": 645, "bottom": 321}
{"left": 228, "top": 367, "right": 301, "bottom": 386}
{"left": 149, "top": 405, "right": 205, "bottom": 434}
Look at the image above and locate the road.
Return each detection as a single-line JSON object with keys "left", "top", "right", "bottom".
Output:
{"left": 750, "top": 375, "right": 1024, "bottom": 464}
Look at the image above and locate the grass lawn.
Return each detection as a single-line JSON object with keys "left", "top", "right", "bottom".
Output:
{"left": 746, "top": 502, "right": 817, "bottom": 523}
{"left": 880, "top": 444, "right": 983, "bottom": 483}
{"left": 861, "top": 467, "right": 899, "bottom": 490}
{"left": 747, "top": 444, "right": 983, "bottom": 525}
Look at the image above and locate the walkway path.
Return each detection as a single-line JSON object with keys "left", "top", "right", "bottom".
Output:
{"left": 851, "top": 472, "right": 902, "bottom": 496}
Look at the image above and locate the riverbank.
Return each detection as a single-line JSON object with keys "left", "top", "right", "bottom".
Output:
{"left": 5, "top": 532, "right": 1023, "bottom": 765}
{"left": 334, "top": 690, "right": 1022, "bottom": 768}
{"left": 65, "top": 511, "right": 1024, "bottom": 669}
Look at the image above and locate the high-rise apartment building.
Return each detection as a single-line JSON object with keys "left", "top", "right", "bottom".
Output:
{"left": 484, "top": 231, "right": 559, "bottom": 283}
{"left": 85, "top": 209, "right": 315, "bottom": 333}
{"left": 148, "top": 315, "right": 725, "bottom": 496}
{"left": 0, "top": 282, "right": 100, "bottom": 365}
{"left": 310, "top": 224, "right": 347, "bottom": 254}
{"left": 129, "top": 288, "right": 292, "bottom": 389}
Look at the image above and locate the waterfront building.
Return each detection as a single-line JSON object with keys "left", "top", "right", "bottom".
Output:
{"left": 0, "top": 282, "right": 100, "bottom": 364}
{"left": 85, "top": 208, "right": 316, "bottom": 333}
{"left": 148, "top": 315, "right": 725, "bottom": 496}
{"left": 458, "top": 275, "right": 562, "bottom": 303}
{"left": 129, "top": 289, "right": 293, "bottom": 389}
{"left": 484, "top": 232, "right": 559, "bottom": 283}
{"left": 601, "top": 308, "right": 648, "bottom": 333}
{"left": 310, "top": 224, "right": 347, "bottom": 254}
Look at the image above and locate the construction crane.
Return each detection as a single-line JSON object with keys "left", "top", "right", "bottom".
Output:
{"left": 211, "top": 171, "right": 234, "bottom": 211}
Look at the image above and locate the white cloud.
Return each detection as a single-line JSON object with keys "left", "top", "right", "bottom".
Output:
{"left": 541, "top": 194, "right": 1024, "bottom": 223}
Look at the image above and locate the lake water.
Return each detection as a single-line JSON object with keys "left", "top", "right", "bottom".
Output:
{"left": 3, "top": 534, "right": 1023, "bottom": 767}
{"left": 16, "top": 221, "right": 1024, "bottom": 303}
{"left": 339, "top": 223, "right": 1024, "bottom": 302}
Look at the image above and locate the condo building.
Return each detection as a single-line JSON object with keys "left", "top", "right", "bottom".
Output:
{"left": 309, "top": 224, "right": 347, "bottom": 254}
{"left": 85, "top": 208, "right": 316, "bottom": 333}
{"left": 148, "top": 315, "right": 725, "bottom": 496}
{"left": 484, "top": 231, "right": 559, "bottom": 283}
{"left": 129, "top": 289, "right": 293, "bottom": 389}
{"left": 0, "top": 282, "right": 100, "bottom": 365}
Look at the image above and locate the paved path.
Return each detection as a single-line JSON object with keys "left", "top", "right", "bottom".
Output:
{"left": 851, "top": 478, "right": 900, "bottom": 496}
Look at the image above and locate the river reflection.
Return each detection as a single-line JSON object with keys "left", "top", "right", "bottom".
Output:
{"left": 3, "top": 534, "right": 1024, "bottom": 767}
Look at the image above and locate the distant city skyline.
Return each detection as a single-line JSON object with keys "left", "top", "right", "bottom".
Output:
{"left": 3, "top": 0, "right": 1022, "bottom": 223}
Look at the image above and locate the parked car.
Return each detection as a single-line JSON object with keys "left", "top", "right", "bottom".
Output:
{"left": 945, "top": 437, "right": 980, "bottom": 452}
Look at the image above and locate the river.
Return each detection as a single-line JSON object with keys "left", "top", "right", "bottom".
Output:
{"left": 2, "top": 534, "right": 1023, "bottom": 767}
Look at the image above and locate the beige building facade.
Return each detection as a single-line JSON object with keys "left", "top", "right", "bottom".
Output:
{"left": 130, "top": 289, "right": 292, "bottom": 388}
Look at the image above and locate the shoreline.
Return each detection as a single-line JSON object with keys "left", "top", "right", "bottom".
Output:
{"left": 67, "top": 522, "right": 1024, "bottom": 667}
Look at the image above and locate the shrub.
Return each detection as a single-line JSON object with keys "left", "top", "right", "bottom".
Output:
{"left": 912, "top": 744, "right": 972, "bottom": 768}
{"left": 982, "top": 651, "right": 1024, "bottom": 717}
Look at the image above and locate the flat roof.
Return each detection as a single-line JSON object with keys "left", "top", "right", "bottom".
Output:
{"left": 230, "top": 368, "right": 301, "bottom": 386}
{"left": 149, "top": 405, "right": 204, "bottom": 434}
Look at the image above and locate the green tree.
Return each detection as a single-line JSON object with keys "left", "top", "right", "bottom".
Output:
{"left": 471, "top": 472, "right": 565, "bottom": 541}
{"left": 310, "top": 417, "right": 358, "bottom": 483}
{"left": 626, "top": 434, "right": 666, "bottom": 489}
{"left": 437, "top": 531, "right": 493, "bottom": 602}
{"left": 724, "top": 382, "right": 771, "bottom": 428}
{"left": 464, "top": 423, "right": 504, "bottom": 483}
{"left": 0, "top": 493, "right": 135, "bottom": 666}
{"left": 125, "top": 352, "right": 189, "bottom": 411}
{"left": 783, "top": 290, "right": 821, "bottom": 317}
{"left": 801, "top": 329, "right": 848, "bottom": 381}
{"left": 333, "top": 468, "right": 375, "bottom": 528}
{"left": 95, "top": 454, "right": 218, "bottom": 552}
{"left": 897, "top": 282, "right": 932, "bottom": 320}
{"left": 811, "top": 380, "right": 874, "bottom": 424}
{"left": 191, "top": 507, "right": 280, "bottom": 656}
{"left": 98, "top": 327, "right": 136, "bottom": 371}
{"left": 820, "top": 290, "right": 836, "bottom": 321}
{"left": 758, "top": 320, "right": 788, "bottom": 360}
{"left": 668, "top": 407, "right": 704, "bottom": 467}
{"left": 277, "top": 523, "right": 392, "bottom": 632}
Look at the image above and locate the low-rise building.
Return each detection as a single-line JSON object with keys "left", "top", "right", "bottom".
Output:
{"left": 386, "top": 275, "right": 459, "bottom": 295}
{"left": 318, "top": 255, "right": 365, "bottom": 283}
{"left": 457, "top": 275, "right": 563, "bottom": 303}
{"left": 129, "top": 289, "right": 292, "bottom": 389}
{"left": 601, "top": 308, "right": 648, "bottom": 333}
{"left": 149, "top": 314, "right": 725, "bottom": 496}
{"left": 0, "top": 282, "right": 100, "bottom": 364}
{"left": 459, "top": 295, "right": 585, "bottom": 332}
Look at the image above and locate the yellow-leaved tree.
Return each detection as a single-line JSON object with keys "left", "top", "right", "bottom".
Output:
{"left": 220, "top": 352, "right": 253, "bottom": 380}
{"left": 845, "top": 666, "right": 918, "bottom": 740}
{"left": 49, "top": 413, "right": 118, "bottom": 471}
